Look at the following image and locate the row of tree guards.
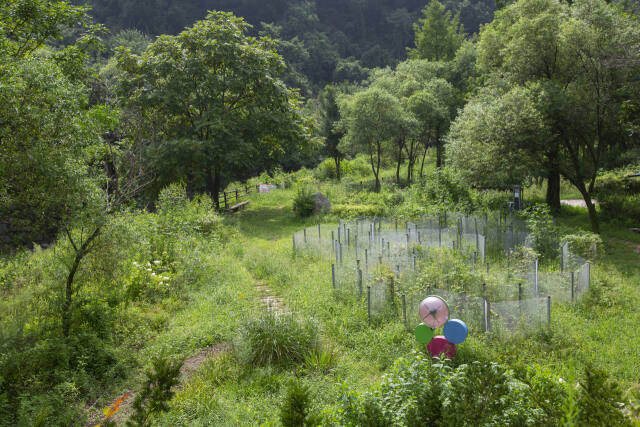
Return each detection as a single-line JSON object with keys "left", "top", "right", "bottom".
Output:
{"left": 292, "top": 214, "right": 591, "bottom": 333}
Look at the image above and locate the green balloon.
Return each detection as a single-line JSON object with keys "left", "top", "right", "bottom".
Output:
{"left": 414, "top": 323, "right": 434, "bottom": 344}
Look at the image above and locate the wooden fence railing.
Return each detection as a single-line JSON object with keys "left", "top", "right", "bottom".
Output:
{"left": 217, "top": 184, "right": 260, "bottom": 210}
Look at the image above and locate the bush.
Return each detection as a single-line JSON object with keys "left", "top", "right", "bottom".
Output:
{"left": 339, "top": 353, "right": 632, "bottom": 427}
{"left": 127, "top": 356, "right": 182, "bottom": 426}
{"left": 594, "top": 164, "right": 640, "bottom": 225}
{"left": 331, "top": 203, "right": 384, "bottom": 218}
{"left": 235, "top": 312, "right": 318, "bottom": 367}
{"left": 598, "top": 193, "right": 640, "bottom": 225}
{"left": 562, "top": 232, "right": 603, "bottom": 261}
{"left": 521, "top": 204, "right": 559, "bottom": 262}
{"left": 339, "top": 353, "right": 545, "bottom": 426}
{"left": 294, "top": 187, "right": 316, "bottom": 217}
{"left": 280, "top": 380, "right": 321, "bottom": 427}
{"left": 575, "top": 364, "right": 631, "bottom": 427}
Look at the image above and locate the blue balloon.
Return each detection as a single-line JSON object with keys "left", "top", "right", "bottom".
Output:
{"left": 443, "top": 319, "right": 468, "bottom": 344}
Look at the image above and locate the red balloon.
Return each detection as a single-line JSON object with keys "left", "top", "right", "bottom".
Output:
{"left": 427, "top": 336, "right": 457, "bottom": 359}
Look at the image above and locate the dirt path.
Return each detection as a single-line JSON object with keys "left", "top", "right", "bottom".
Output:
{"left": 255, "top": 281, "right": 287, "bottom": 313}
{"left": 87, "top": 343, "right": 229, "bottom": 426}
{"left": 560, "top": 199, "right": 597, "bottom": 208}
{"left": 91, "top": 276, "right": 287, "bottom": 425}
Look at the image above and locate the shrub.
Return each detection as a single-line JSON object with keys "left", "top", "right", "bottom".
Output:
{"left": 598, "top": 193, "right": 640, "bottom": 225}
{"left": 561, "top": 232, "right": 603, "bottom": 261}
{"left": 235, "top": 312, "right": 318, "bottom": 367}
{"left": 521, "top": 204, "right": 559, "bottom": 262}
{"left": 127, "top": 356, "right": 183, "bottom": 426}
{"left": 576, "top": 364, "right": 631, "bottom": 427}
{"left": 339, "top": 353, "right": 548, "bottom": 426}
{"left": 280, "top": 380, "right": 321, "bottom": 427}
{"left": 294, "top": 187, "right": 316, "bottom": 217}
{"left": 314, "top": 158, "right": 340, "bottom": 180}
{"left": 331, "top": 203, "right": 384, "bottom": 218}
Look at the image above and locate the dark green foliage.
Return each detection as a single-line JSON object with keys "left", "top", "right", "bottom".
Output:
{"left": 340, "top": 352, "right": 632, "bottom": 426}
{"left": 81, "top": 0, "right": 495, "bottom": 91}
{"left": 419, "top": 168, "right": 476, "bottom": 214}
{"left": 126, "top": 356, "right": 183, "bottom": 426}
{"left": 576, "top": 364, "right": 631, "bottom": 427}
{"left": 595, "top": 164, "right": 640, "bottom": 225}
{"left": 294, "top": 187, "right": 316, "bottom": 217}
{"left": 340, "top": 353, "right": 544, "bottom": 426}
{"left": 235, "top": 312, "right": 318, "bottom": 367}
{"left": 521, "top": 204, "right": 559, "bottom": 262}
{"left": 280, "top": 380, "right": 321, "bottom": 427}
{"left": 116, "top": 12, "right": 312, "bottom": 207}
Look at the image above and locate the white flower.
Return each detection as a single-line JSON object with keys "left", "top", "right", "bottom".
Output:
{"left": 153, "top": 260, "right": 162, "bottom": 265}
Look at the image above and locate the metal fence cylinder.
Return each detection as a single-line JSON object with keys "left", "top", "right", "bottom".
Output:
{"left": 331, "top": 264, "right": 336, "bottom": 289}
{"left": 402, "top": 294, "right": 407, "bottom": 328}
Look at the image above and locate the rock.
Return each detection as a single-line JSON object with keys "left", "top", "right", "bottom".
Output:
{"left": 632, "top": 228, "right": 640, "bottom": 233}
{"left": 312, "top": 193, "right": 330, "bottom": 214}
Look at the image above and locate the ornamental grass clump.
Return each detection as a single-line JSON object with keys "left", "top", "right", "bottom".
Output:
{"left": 235, "top": 311, "right": 318, "bottom": 367}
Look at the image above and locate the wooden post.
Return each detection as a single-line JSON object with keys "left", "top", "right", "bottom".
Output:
{"left": 547, "top": 296, "right": 551, "bottom": 328}
{"left": 358, "top": 269, "right": 363, "bottom": 297}
{"left": 303, "top": 228, "right": 307, "bottom": 243}
{"left": 292, "top": 234, "right": 296, "bottom": 252}
{"left": 235, "top": 189, "right": 239, "bottom": 201}
{"left": 223, "top": 192, "right": 228, "bottom": 209}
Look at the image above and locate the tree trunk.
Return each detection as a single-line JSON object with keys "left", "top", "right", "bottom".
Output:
{"left": 546, "top": 163, "right": 561, "bottom": 210}
{"left": 420, "top": 145, "right": 428, "bottom": 178}
{"left": 62, "top": 227, "right": 101, "bottom": 338}
{"left": 575, "top": 183, "right": 600, "bottom": 234}
{"left": 205, "top": 167, "right": 217, "bottom": 209}
{"left": 585, "top": 198, "right": 600, "bottom": 234}
{"left": 205, "top": 167, "right": 221, "bottom": 210}
{"left": 62, "top": 253, "right": 82, "bottom": 338}
{"left": 213, "top": 168, "right": 221, "bottom": 209}
{"left": 435, "top": 130, "right": 443, "bottom": 168}
{"left": 396, "top": 148, "right": 403, "bottom": 185}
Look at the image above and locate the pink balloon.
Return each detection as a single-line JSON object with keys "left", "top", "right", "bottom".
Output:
{"left": 427, "top": 336, "right": 457, "bottom": 359}
{"left": 419, "top": 296, "right": 449, "bottom": 328}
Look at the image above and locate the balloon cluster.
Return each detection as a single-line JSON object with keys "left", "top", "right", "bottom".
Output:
{"left": 414, "top": 296, "right": 468, "bottom": 359}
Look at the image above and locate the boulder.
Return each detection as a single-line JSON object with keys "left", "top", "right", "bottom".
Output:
{"left": 312, "top": 193, "right": 331, "bottom": 214}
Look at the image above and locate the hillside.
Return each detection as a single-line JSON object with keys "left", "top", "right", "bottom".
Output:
{"left": 78, "top": 0, "right": 494, "bottom": 92}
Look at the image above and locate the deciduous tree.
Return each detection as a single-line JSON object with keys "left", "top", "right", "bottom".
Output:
{"left": 116, "top": 11, "right": 312, "bottom": 208}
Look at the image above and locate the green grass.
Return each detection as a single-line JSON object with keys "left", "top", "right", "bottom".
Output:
{"left": 155, "top": 184, "right": 640, "bottom": 424}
